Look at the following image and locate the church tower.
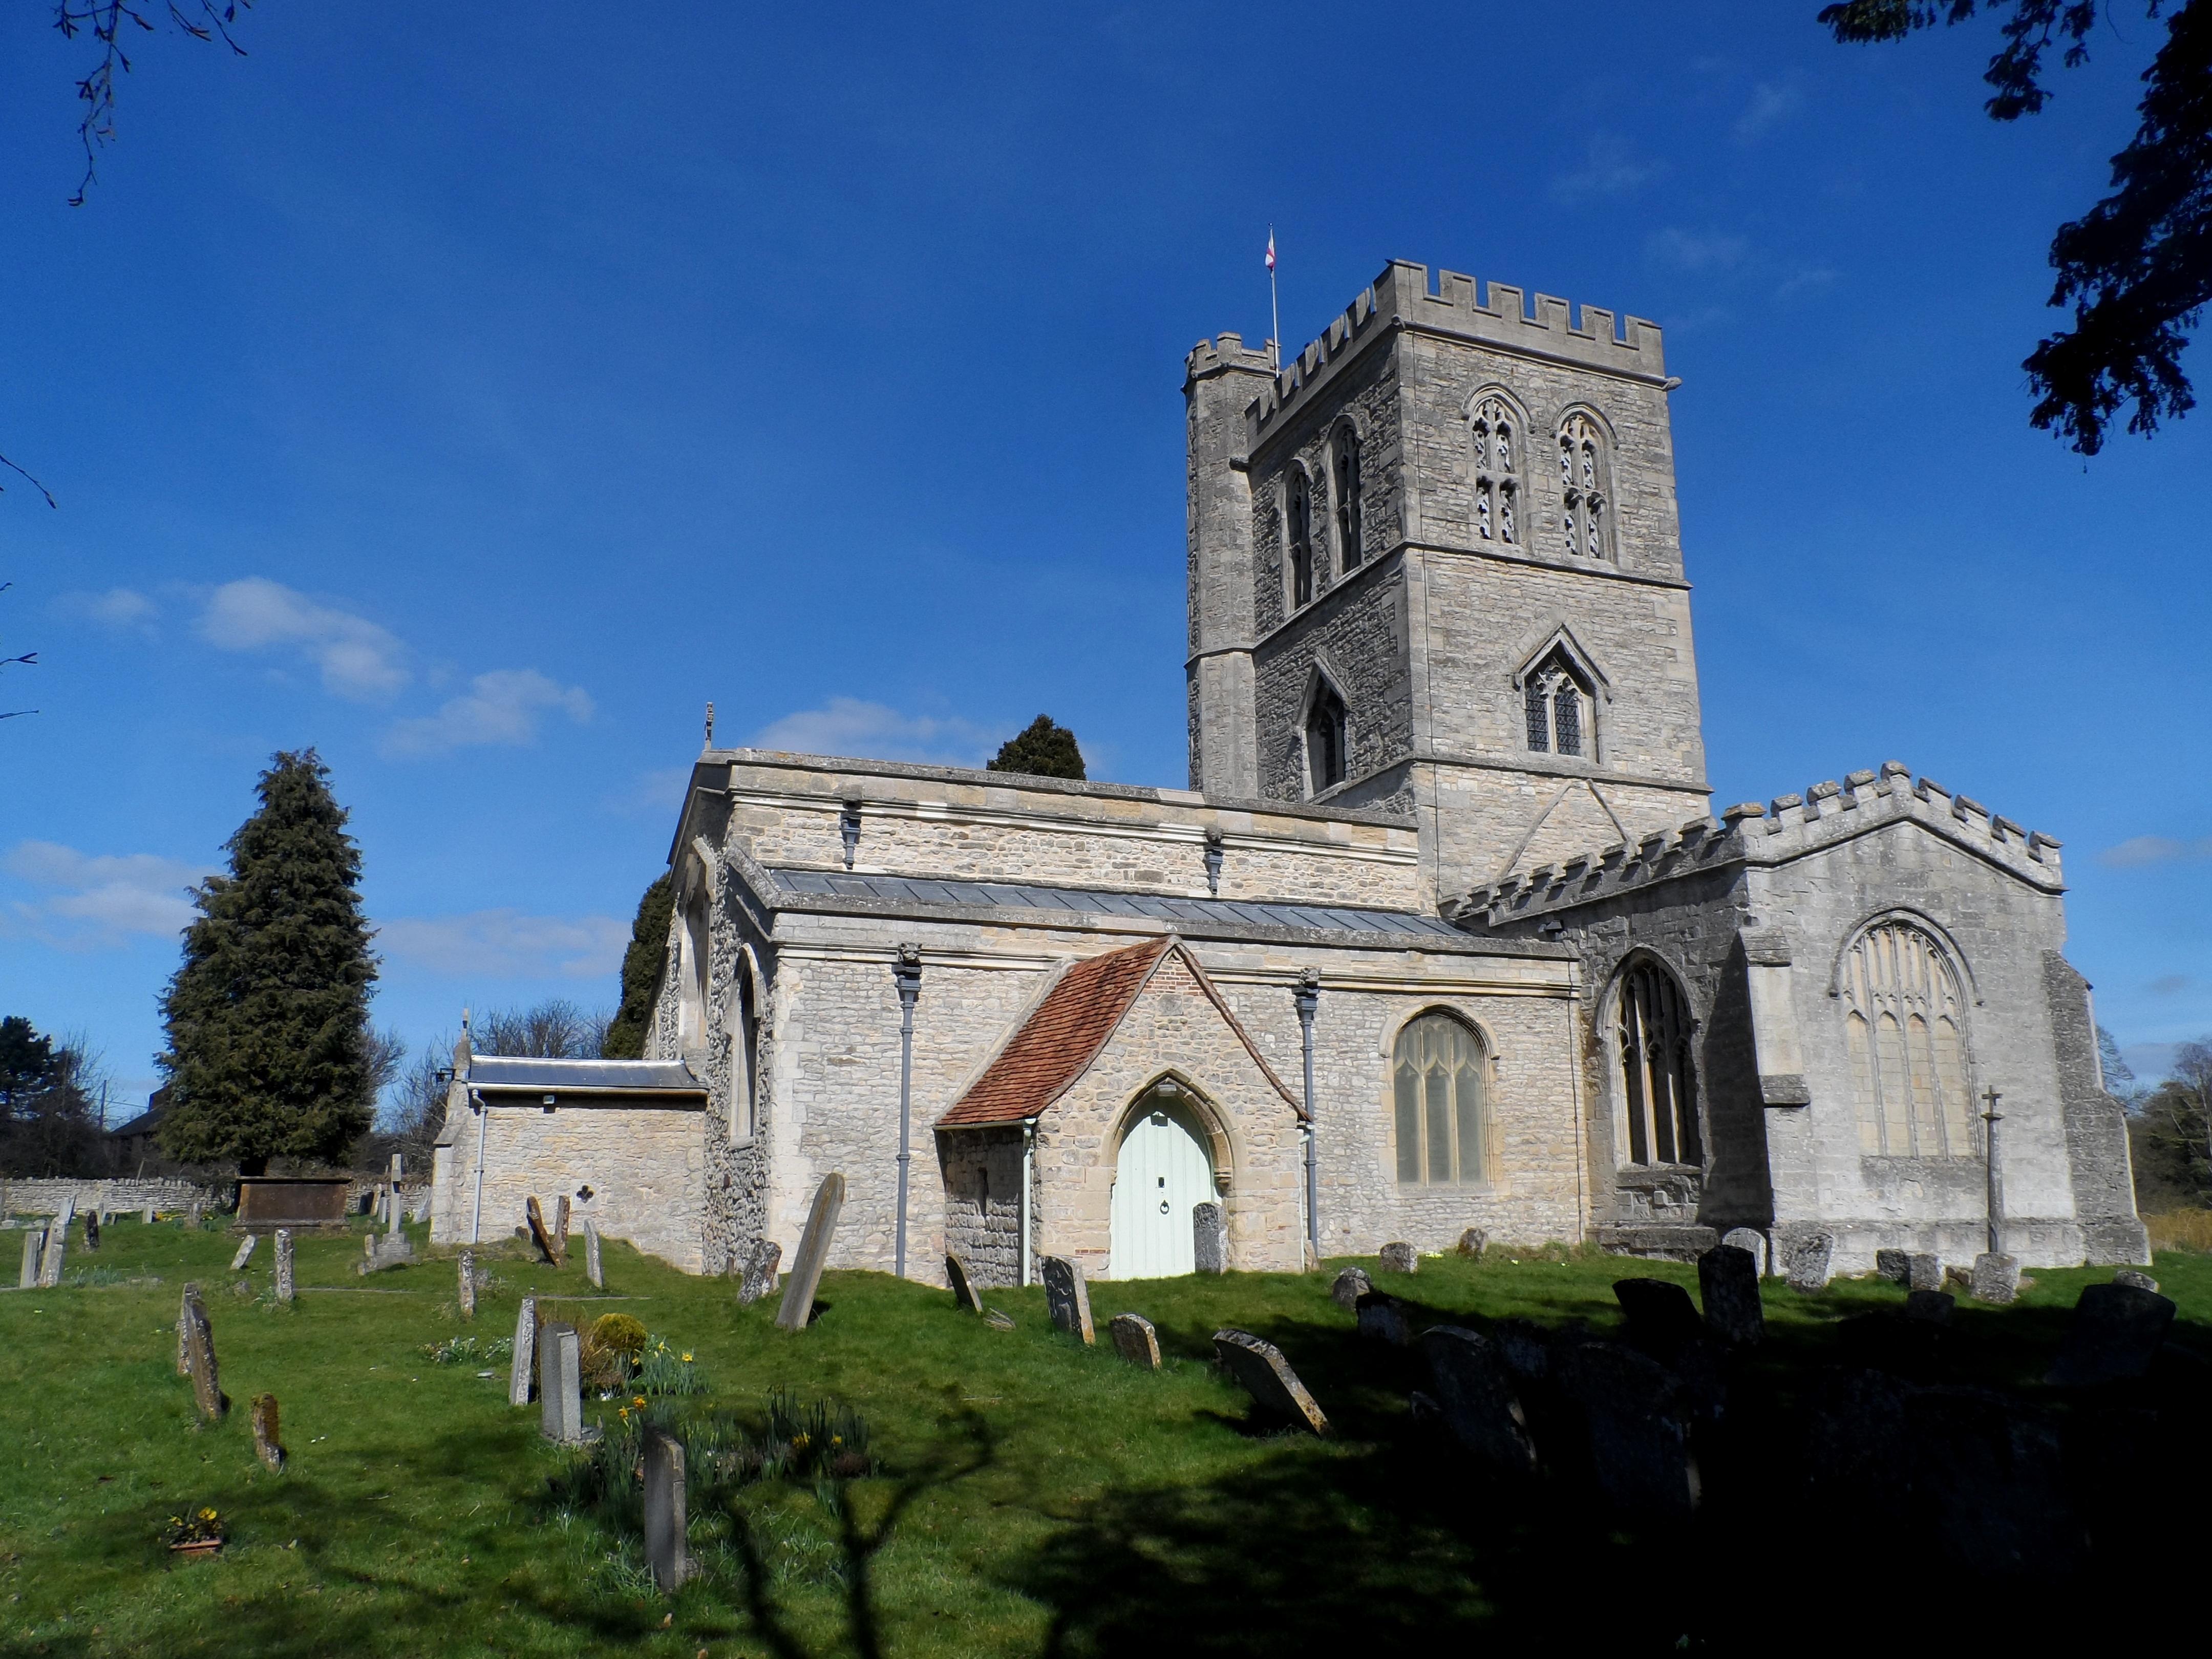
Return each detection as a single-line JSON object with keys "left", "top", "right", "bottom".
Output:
{"left": 1184, "top": 259, "right": 1712, "bottom": 907}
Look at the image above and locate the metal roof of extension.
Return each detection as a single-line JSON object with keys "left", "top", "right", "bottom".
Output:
{"left": 463, "top": 1056, "right": 706, "bottom": 1094}
{"left": 769, "top": 867, "right": 1471, "bottom": 941}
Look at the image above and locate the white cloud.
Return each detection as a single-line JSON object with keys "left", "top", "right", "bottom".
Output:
{"left": 197, "top": 577, "right": 411, "bottom": 702}
{"left": 2, "top": 840, "right": 212, "bottom": 950}
{"left": 379, "top": 669, "right": 594, "bottom": 757}
{"left": 1644, "top": 228, "right": 1748, "bottom": 272}
{"left": 2099, "top": 835, "right": 2212, "bottom": 868}
{"left": 56, "top": 587, "right": 159, "bottom": 633}
{"left": 1551, "top": 134, "right": 1663, "bottom": 201}
{"left": 1734, "top": 82, "right": 1805, "bottom": 143}
{"left": 378, "top": 909, "right": 628, "bottom": 980}
{"left": 750, "top": 697, "right": 1002, "bottom": 767}
{"left": 1775, "top": 265, "right": 1839, "bottom": 303}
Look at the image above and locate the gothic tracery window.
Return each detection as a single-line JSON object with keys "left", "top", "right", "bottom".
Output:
{"left": 1618, "top": 962, "right": 1699, "bottom": 1167}
{"left": 1287, "top": 469, "right": 1314, "bottom": 608}
{"left": 1470, "top": 395, "right": 1520, "bottom": 547}
{"left": 1522, "top": 649, "right": 1590, "bottom": 758}
{"left": 1305, "top": 679, "right": 1347, "bottom": 795}
{"left": 1841, "top": 920, "right": 1976, "bottom": 1158}
{"left": 1333, "top": 428, "right": 1364, "bottom": 572}
{"left": 1393, "top": 1011, "right": 1490, "bottom": 1186}
{"left": 1558, "top": 410, "right": 1612, "bottom": 561}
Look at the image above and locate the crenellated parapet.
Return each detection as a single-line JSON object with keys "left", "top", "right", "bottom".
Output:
{"left": 1184, "top": 331, "right": 1276, "bottom": 390}
{"left": 1245, "top": 259, "right": 1668, "bottom": 451}
{"left": 1445, "top": 761, "right": 2065, "bottom": 930}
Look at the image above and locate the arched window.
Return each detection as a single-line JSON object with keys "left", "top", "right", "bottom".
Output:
{"left": 1841, "top": 920, "right": 1975, "bottom": 1157}
{"left": 727, "top": 961, "right": 760, "bottom": 1144}
{"left": 1558, "top": 411, "right": 1612, "bottom": 561}
{"left": 1522, "top": 649, "right": 1590, "bottom": 758}
{"left": 1305, "top": 679, "right": 1348, "bottom": 795}
{"left": 1618, "top": 961, "right": 1699, "bottom": 1166}
{"left": 1392, "top": 1012, "right": 1489, "bottom": 1186}
{"left": 1333, "top": 428, "right": 1364, "bottom": 572}
{"left": 1287, "top": 469, "right": 1314, "bottom": 608}
{"left": 678, "top": 889, "right": 710, "bottom": 1048}
{"left": 1470, "top": 394, "right": 1520, "bottom": 546}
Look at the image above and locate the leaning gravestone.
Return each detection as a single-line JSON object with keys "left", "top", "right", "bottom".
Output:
{"left": 1783, "top": 1232, "right": 1834, "bottom": 1292}
{"left": 1697, "top": 1244, "right": 1764, "bottom": 1347}
{"left": 1456, "top": 1227, "right": 1486, "bottom": 1259}
{"left": 554, "top": 1195, "right": 571, "bottom": 1261}
{"left": 774, "top": 1173, "right": 846, "bottom": 1333}
{"left": 181, "top": 1300, "right": 227, "bottom": 1421}
{"left": 273, "top": 1229, "right": 295, "bottom": 1305}
{"left": 1213, "top": 1329, "right": 1328, "bottom": 1434}
{"left": 539, "top": 1322, "right": 595, "bottom": 1444}
{"left": 52, "top": 1197, "right": 75, "bottom": 1251}
{"left": 1330, "top": 1266, "right": 1372, "bottom": 1311}
{"left": 1042, "top": 1255, "right": 1096, "bottom": 1345}
{"left": 644, "top": 1427, "right": 688, "bottom": 1591}
{"left": 230, "top": 1235, "right": 258, "bottom": 1272}
{"left": 1110, "top": 1312, "right": 1161, "bottom": 1369}
{"left": 36, "top": 1232, "right": 65, "bottom": 1289}
{"left": 457, "top": 1249, "right": 478, "bottom": 1320}
{"left": 945, "top": 1253, "right": 984, "bottom": 1314}
{"left": 737, "top": 1238, "right": 783, "bottom": 1307}
{"left": 1557, "top": 1341, "right": 1698, "bottom": 1519}
{"left": 524, "top": 1197, "right": 560, "bottom": 1265}
{"left": 509, "top": 1295, "right": 538, "bottom": 1406}
{"left": 18, "top": 1226, "right": 43, "bottom": 1290}
{"left": 1378, "top": 1241, "right": 1419, "bottom": 1275}
{"left": 2113, "top": 1268, "right": 2158, "bottom": 1293}
{"left": 177, "top": 1283, "right": 205, "bottom": 1374}
{"left": 250, "top": 1393, "right": 286, "bottom": 1472}
{"left": 2046, "top": 1282, "right": 2176, "bottom": 1387}
{"left": 1420, "top": 1326, "right": 1536, "bottom": 1474}
{"left": 1720, "top": 1227, "right": 1768, "bottom": 1278}
{"left": 1614, "top": 1278, "right": 1706, "bottom": 1358}
{"left": 1193, "top": 1203, "right": 1228, "bottom": 1274}
{"left": 1969, "top": 1252, "right": 2021, "bottom": 1304}
{"left": 1356, "top": 1291, "right": 1411, "bottom": 1348}
{"left": 583, "top": 1221, "right": 604, "bottom": 1290}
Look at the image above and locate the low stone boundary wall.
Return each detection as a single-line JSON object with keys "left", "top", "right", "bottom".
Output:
{"left": 0, "top": 1177, "right": 221, "bottom": 1218}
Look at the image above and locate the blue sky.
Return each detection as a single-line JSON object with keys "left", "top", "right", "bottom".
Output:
{"left": 2, "top": 2, "right": 2205, "bottom": 1114}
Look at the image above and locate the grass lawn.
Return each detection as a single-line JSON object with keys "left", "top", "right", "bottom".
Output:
{"left": 2, "top": 1217, "right": 2206, "bottom": 1657}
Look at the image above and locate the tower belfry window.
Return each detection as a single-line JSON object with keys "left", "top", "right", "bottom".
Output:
{"left": 1305, "top": 680, "right": 1347, "bottom": 795}
{"left": 1334, "top": 430, "right": 1363, "bottom": 571}
{"left": 1559, "top": 411, "right": 1611, "bottom": 561}
{"left": 1288, "top": 470, "right": 1314, "bottom": 608}
{"left": 1522, "top": 649, "right": 1589, "bottom": 758}
{"left": 1471, "top": 395, "right": 1520, "bottom": 546}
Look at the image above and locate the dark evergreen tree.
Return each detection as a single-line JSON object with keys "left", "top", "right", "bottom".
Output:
{"left": 602, "top": 873, "right": 675, "bottom": 1059}
{"left": 157, "top": 749, "right": 378, "bottom": 1176}
{"left": 988, "top": 714, "right": 1086, "bottom": 780}
{"left": 0, "top": 1016, "right": 58, "bottom": 1122}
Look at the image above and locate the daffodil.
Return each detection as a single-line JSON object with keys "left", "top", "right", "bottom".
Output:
{"left": 680, "top": 1352, "right": 692, "bottom": 1363}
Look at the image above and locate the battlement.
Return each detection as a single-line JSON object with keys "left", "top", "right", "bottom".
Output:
{"left": 1247, "top": 260, "right": 1669, "bottom": 449}
{"left": 1445, "top": 762, "right": 2065, "bottom": 931}
{"left": 1185, "top": 331, "right": 1277, "bottom": 389}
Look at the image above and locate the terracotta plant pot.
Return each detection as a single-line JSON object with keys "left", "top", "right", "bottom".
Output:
{"left": 167, "top": 1539, "right": 224, "bottom": 1557}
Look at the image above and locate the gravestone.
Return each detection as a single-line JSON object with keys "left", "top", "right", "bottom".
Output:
{"left": 554, "top": 1194, "right": 571, "bottom": 1260}
{"left": 644, "top": 1427, "right": 688, "bottom": 1591}
{"left": 2113, "top": 1268, "right": 2159, "bottom": 1293}
{"left": 36, "top": 1232, "right": 65, "bottom": 1288}
{"left": 1697, "top": 1245, "right": 1764, "bottom": 1347}
{"left": 1783, "top": 1232, "right": 1834, "bottom": 1292}
{"left": 1614, "top": 1278, "right": 1706, "bottom": 1358}
{"left": 1330, "top": 1266, "right": 1372, "bottom": 1311}
{"left": 1720, "top": 1227, "right": 1768, "bottom": 1278}
{"left": 539, "top": 1322, "right": 594, "bottom": 1444}
{"left": 1377, "top": 1241, "right": 1418, "bottom": 1275}
{"left": 1420, "top": 1326, "right": 1536, "bottom": 1474}
{"left": 1904, "top": 1289, "right": 1955, "bottom": 1325}
{"left": 1969, "top": 1252, "right": 2020, "bottom": 1304}
{"left": 187, "top": 1201, "right": 202, "bottom": 1229}
{"left": 1355, "top": 1291, "right": 1411, "bottom": 1347}
{"left": 360, "top": 1229, "right": 416, "bottom": 1274}
{"left": 2046, "top": 1282, "right": 2176, "bottom": 1387}
{"left": 177, "top": 1283, "right": 205, "bottom": 1374}
{"left": 1212, "top": 1328, "right": 1328, "bottom": 1434}
{"left": 82, "top": 1211, "right": 99, "bottom": 1251}
{"left": 53, "top": 1197, "right": 75, "bottom": 1250}
{"left": 737, "top": 1238, "right": 783, "bottom": 1307}
{"left": 1904, "top": 1386, "right": 2082, "bottom": 1578}
{"left": 1041, "top": 1255, "right": 1095, "bottom": 1345}
{"left": 945, "top": 1253, "right": 983, "bottom": 1314}
{"left": 774, "top": 1173, "right": 846, "bottom": 1333}
{"left": 250, "top": 1393, "right": 286, "bottom": 1472}
{"left": 1110, "top": 1312, "right": 1161, "bottom": 1369}
{"left": 181, "top": 1300, "right": 227, "bottom": 1421}
{"left": 525, "top": 1197, "right": 559, "bottom": 1265}
{"left": 1557, "top": 1341, "right": 1698, "bottom": 1518}
{"left": 1192, "top": 1203, "right": 1228, "bottom": 1274}
{"left": 984, "top": 1307, "right": 1015, "bottom": 1331}
{"left": 273, "top": 1229, "right": 295, "bottom": 1305}
{"left": 230, "top": 1236, "right": 258, "bottom": 1272}
{"left": 457, "top": 1249, "right": 477, "bottom": 1320}
{"left": 141, "top": 1206, "right": 155, "bottom": 1225}
{"left": 1456, "top": 1227, "right": 1486, "bottom": 1259}
{"left": 1908, "top": 1253, "right": 1944, "bottom": 1292}
{"left": 583, "top": 1221, "right": 603, "bottom": 1290}
{"left": 18, "top": 1226, "right": 42, "bottom": 1290}
{"left": 509, "top": 1295, "right": 538, "bottom": 1407}
{"left": 1875, "top": 1248, "right": 1911, "bottom": 1284}
{"left": 1489, "top": 1318, "right": 1555, "bottom": 1387}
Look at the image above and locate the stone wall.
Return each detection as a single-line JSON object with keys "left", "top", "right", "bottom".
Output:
{"left": 1, "top": 1177, "right": 217, "bottom": 1217}
{"left": 938, "top": 1124, "right": 1024, "bottom": 1287}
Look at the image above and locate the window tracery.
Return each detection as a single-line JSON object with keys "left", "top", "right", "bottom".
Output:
{"left": 1333, "top": 428, "right": 1364, "bottom": 572}
{"left": 1522, "top": 648, "right": 1590, "bottom": 758}
{"left": 1392, "top": 1012, "right": 1489, "bottom": 1186}
{"left": 1305, "top": 679, "right": 1347, "bottom": 795}
{"left": 1558, "top": 410, "right": 1612, "bottom": 560}
{"left": 1470, "top": 395, "right": 1520, "bottom": 546}
{"left": 1287, "top": 469, "right": 1314, "bottom": 608}
{"left": 1841, "top": 921, "right": 1976, "bottom": 1158}
{"left": 1618, "top": 962, "right": 1699, "bottom": 1166}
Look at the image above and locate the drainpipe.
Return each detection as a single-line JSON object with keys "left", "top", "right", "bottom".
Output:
{"left": 892, "top": 944, "right": 922, "bottom": 1280}
{"left": 1294, "top": 969, "right": 1321, "bottom": 1267}
{"left": 467, "top": 1089, "right": 488, "bottom": 1246}
{"left": 1020, "top": 1117, "right": 1037, "bottom": 1287}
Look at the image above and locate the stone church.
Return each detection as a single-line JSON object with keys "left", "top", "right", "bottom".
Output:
{"left": 429, "top": 257, "right": 2146, "bottom": 1283}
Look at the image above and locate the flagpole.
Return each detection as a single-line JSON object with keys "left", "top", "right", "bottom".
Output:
{"left": 1268, "top": 224, "right": 1281, "bottom": 370}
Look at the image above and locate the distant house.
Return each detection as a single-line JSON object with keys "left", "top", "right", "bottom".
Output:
{"left": 106, "top": 1087, "right": 172, "bottom": 1175}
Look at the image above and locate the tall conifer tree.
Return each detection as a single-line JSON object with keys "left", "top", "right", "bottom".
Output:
{"left": 602, "top": 873, "right": 674, "bottom": 1059}
{"left": 158, "top": 750, "right": 378, "bottom": 1175}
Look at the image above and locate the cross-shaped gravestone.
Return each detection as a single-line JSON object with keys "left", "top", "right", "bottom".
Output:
{"left": 509, "top": 1296, "right": 538, "bottom": 1407}
{"left": 1981, "top": 1087, "right": 2006, "bottom": 1257}
{"left": 775, "top": 1174, "right": 846, "bottom": 1333}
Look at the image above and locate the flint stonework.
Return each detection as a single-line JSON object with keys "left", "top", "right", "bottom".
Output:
{"left": 737, "top": 1238, "right": 782, "bottom": 1307}
{"left": 1420, "top": 1326, "right": 1536, "bottom": 1473}
{"left": 2045, "top": 1282, "right": 2175, "bottom": 1387}
{"left": 945, "top": 1253, "right": 983, "bottom": 1313}
{"left": 775, "top": 1173, "right": 845, "bottom": 1332}
{"left": 273, "top": 1229, "right": 295, "bottom": 1305}
{"left": 1192, "top": 1202, "right": 1228, "bottom": 1274}
{"left": 644, "top": 1427, "right": 689, "bottom": 1591}
{"left": 1110, "top": 1312, "right": 1161, "bottom": 1369}
{"left": 1330, "top": 1266, "right": 1372, "bottom": 1311}
{"left": 1378, "top": 1241, "right": 1418, "bottom": 1274}
{"left": 1212, "top": 1328, "right": 1328, "bottom": 1434}
{"left": 509, "top": 1295, "right": 538, "bottom": 1407}
{"left": 1043, "top": 1254, "right": 1095, "bottom": 1345}
{"left": 1697, "top": 1245, "right": 1764, "bottom": 1347}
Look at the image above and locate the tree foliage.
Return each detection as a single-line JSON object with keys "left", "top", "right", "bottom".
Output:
{"left": 1820, "top": 0, "right": 2212, "bottom": 453}
{"left": 988, "top": 715, "right": 1087, "bottom": 781}
{"left": 2129, "top": 1036, "right": 2212, "bottom": 1209}
{"left": 0, "top": 1017, "right": 110, "bottom": 1176}
{"left": 602, "top": 874, "right": 675, "bottom": 1059}
{"left": 157, "top": 749, "right": 379, "bottom": 1176}
{"left": 477, "top": 999, "right": 610, "bottom": 1059}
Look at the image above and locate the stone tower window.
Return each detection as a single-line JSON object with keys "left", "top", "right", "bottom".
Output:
{"left": 1618, "top": 961, "right": 1699, "bottom": 1166}
{"left": 678, "top": 888, "right": 710, "bottom": 1050}
{"left": 1470, "top": 395, "right": 1520, "bottom": 546}
{"left": 1392, "top": 1011, "right": 1490, "bottom": 1186}
{"left": 1841, "top": 920, "right": 1975, "bottom": 1158}
{"left": 1522, "top": 650, "right": 1589, "bottom": 758}
{"left": 1287, "top": 469, "right": 1315, "bottom": 608}
{"left": 1305, "top": 679, "right": 1348, "bottom": 795}
{"left": 1333, "top": 427, "right": 1364, "bottom": 572}
{"left": 1558, "top": 410, "right": 1612, "bottom": 560}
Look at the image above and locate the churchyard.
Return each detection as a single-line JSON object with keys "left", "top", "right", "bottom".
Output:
{"left": 1, "top": 1210, "right": 2206, "bottom": 1658}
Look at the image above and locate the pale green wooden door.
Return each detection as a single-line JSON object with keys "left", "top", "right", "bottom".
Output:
{"left": 1110, "top": 1100, "right": 1214, "bottom": 1279}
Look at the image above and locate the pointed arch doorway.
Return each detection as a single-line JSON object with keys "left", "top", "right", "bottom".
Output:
{"left": 1110, "top": 1083, "right": 1217, "bottom": 1279}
